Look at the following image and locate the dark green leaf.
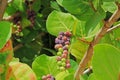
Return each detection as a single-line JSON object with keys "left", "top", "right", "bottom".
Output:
{"left": 12, "top": 0, "right": 25, "bottom": 12}
{"left": 0, "top": 53, "right": 8, "bottom": 64}
{"left": 85, "top": 8, "right": 105, "bottom": 35}
{"left": 32, "top": 0, "right": 41, "bottom": 12}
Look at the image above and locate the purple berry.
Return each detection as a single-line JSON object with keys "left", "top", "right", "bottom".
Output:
{"left": 59, "top": 32, "right": 64, "bottom": 35}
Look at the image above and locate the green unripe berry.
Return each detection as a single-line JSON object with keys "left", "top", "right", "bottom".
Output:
{"left": 59, "top": 66, "right": 65, "bottom": 71}
{"left": 57, "top": 61, "right": 62, "bottom": 65}
{"left": 62, "top": 62, "right": 66, "bottom": 66}
{"left": 61, "top": 58, "right": 66, "bottom": 62}
{"left": 58, "top": 48, "right": 63, "bottom": 52}
{"left": 57, "top": 52, "right": 62, "bottom": 56}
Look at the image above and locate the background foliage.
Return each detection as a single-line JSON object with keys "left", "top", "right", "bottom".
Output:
{"left": 0, "top": 0, "right": 120, "bottom": 80}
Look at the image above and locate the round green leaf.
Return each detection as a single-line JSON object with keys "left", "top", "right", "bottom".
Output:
{"left": 32, "top": 54, "right": 59, "bottom": 79}
{"left": 92, "top": 44, "right": 120, "bottom": 80}
{"left": 71, "top": 40, "right": 88, "bottom": 60}
{"left": 46, "top": 10, "right": 77, "bottom": 36}
{"left": 0, "top": 21, "right": 11, "bottom": 49}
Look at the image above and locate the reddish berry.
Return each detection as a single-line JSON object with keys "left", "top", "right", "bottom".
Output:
{"left": 61, "top": 54, "right": 67, "bottom": 58}
{"left": 66, "top": 60, "right": 70, "bottom": 64}
{"left": 62, "top": 36, "right": 67, "bottom": 41}
{"left": 54, "top": 44, "right": 62, "bottom": 49}
{"left": 65, "top": 41, "right": 70, "bottom": 45}
{"left": 47, "top": 74, "right": 51, "bottom": 78}
{"left": 65, "top": 31, "right": 72, "bottom": 37}
{"left": 59, "top": 32, "right": 64, "bottom": 35}
{"left": 63, "top": 50, "right": 68, "bottom": 55}
{"left": 56, "top": 56, "right": 62, "bottom": 61}
{"left": 66, "top": 63, "right": 71, "bottom": 68}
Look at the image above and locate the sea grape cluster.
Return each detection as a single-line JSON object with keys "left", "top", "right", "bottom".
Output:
{"left": 26, "top": 9, "right": 36, "bottom": 27}
{"left": 13, "top": 15, "right": 22, "bottom": 36}
{"left": 54, "top": 31, "right": 72, "bottom": 71}
{"left": 25, "top": 0, "right": 36, "bottom": 27}
{"left": 42, "top": 74, "right": 55, "bottom": 80}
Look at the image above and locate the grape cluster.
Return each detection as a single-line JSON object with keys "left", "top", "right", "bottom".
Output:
{"left": 13, "top": 15, "right": 22, "bottom": 36}
{"left": 25, "top": 0, "right": 36, "bottom": 27}
{"left": 54, "top": 31, "right": 72, "bottom": 71}
{"left": 26, "top": 9, "right": 36, "bottom": 27}
{"left": 42, "top": 74, "right": 55, "bottom": 80}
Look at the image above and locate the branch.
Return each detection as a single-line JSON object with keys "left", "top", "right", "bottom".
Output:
{"left": 74, "top": 3, "right": 120, "bottom": 80}
{"left": 107, "top": 24, "right": 120, "bottom": 33}
{"left": 89, "top": 1, "right": 97, "bottom": 12}
{"left": 83, "top": 67, "right": 92, "bottom": 75}
{"left": 0, "top": 0, "right": 7, "bottom": 21}
{"left": 13, "top": 44, "right": 23, "bottom": 51}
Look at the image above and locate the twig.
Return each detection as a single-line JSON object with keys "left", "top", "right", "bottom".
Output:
{"left": 107, "top": 24, "right": 120, "bottom": 33}
{"left": 0, "top": 0, "right": 7, "bottom": 21}
{"left": 13, "top": 44, "right": 23, "bottom": 51}
{"left": 89, "top": 1, "right": 97, "bottom": 12}
{"left": 119, "top": 73, "right": 120, "bottom": 80}
{"left": 74, "top": 3, "right": 120, "bottom": 80}
{"left": 83, "top": 67, "right": 92, "bottom": 75}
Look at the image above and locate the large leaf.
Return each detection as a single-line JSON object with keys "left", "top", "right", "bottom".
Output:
{"left": 55, "top": 71, "right": 69, "bottom": 80}
{"left": 0, "top": 21, "right": 11, "bottom": 49}
{"left": 46, "top": 10, "right": 77, "bottom": 36}
{"left": 92, "top": 44, "right": 120, "bottom": 80}
{"left": 85, "top": 7, "right": 105, "bottom": 35}
{"left": 102, "top": 2, "right": 117, "bottom": 13}
{"left": 72, "top": 20, "right": 86, "bottom": 37}
{"left": 32, "top": 0, "right": 41, "bottom": 12}
{"left": 62, "top": 0, "right": 89, "bottom": 14}
{"left": 70, "top": 40, "right": 88, "bottom": 61}
{"left": 8, "top": 62, "right": 37, "bottom": 80}
{"left": 88, "top": 74, "right": 96, "bottom": 80}
{"left": 62, "top": 0, "right": 94, "bottom": 21}
{"left": 84, "top": 23, "right": 103, "bottom": 41}
{"left": 32, "top": 54, "right": 59, "bottom": 80}
{"left": 67, "top": 59, "right": 78, "bottom": 73}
